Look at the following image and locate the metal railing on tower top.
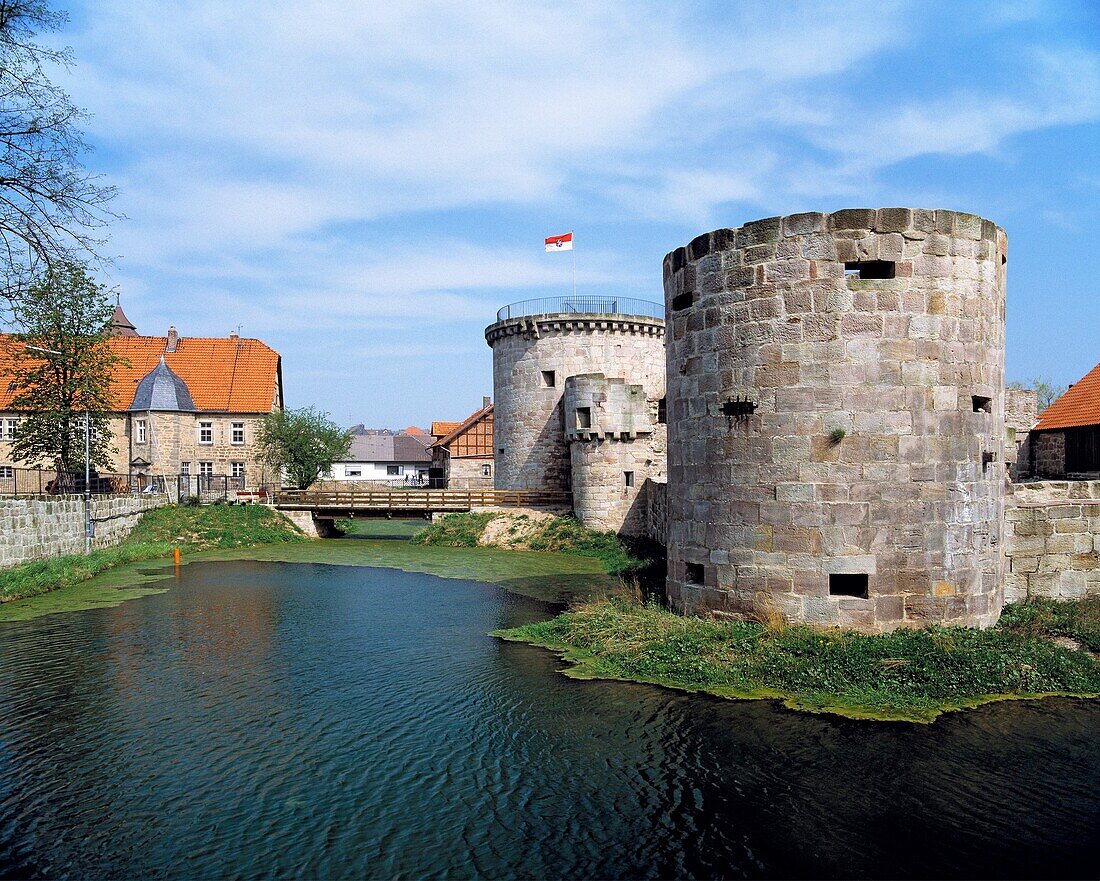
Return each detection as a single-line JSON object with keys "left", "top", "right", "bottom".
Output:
{"left": 495, "top": 297, "right": 663, "bottom": 322}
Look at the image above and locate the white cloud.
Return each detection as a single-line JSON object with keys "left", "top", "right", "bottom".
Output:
{"left": 40, "top": 0, "right": 1100, "bottom": 423}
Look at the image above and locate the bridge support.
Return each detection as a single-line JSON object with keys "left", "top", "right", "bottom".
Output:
{"left": 279, "top": 508, "right": 339, "bottom": 538}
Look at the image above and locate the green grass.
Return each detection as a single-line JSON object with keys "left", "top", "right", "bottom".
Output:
{"left": 412, "top": 511, "right": 661, "bottom": 577}
{"left": 1000, "top": 597, "right": 1100, "bottom": 652}
{"left": 494, "top": 598, "right": 1100, "bottom": 723}
{"left": 0, "top": 504, "right": 306, "bottom": 605}
{"left": 410, "top": 512, "right": 499, "bottom": 547}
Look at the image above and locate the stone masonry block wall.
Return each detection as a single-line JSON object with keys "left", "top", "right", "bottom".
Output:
{"left": 564, "top": 374, "right": 666, "bottom": 535}
{"left": 1005, "top": 387, "right": 1037, "bottom": 478}
{"left": 1005, "top": 481, "right": 1100, "bottom": 600}
{"left": 485, "top": 314, "right": 665, "bottom": 492}
{"left": 447, "top": 457, "right": 495, "bottom": 489}
{"left": 0, "top": 412, "right": 274, "bottom": 485}
{"left": 646, "top": 479, "right": 669, "bottom": 545}
{"left": 663, "top": 208, "right": 1007, "bottom": 631}
{"left": 0, "top": 493, "right": 167, "bottom": 569}
{"left": 1029, "top": 430, "right": 1066, "bottom": 479}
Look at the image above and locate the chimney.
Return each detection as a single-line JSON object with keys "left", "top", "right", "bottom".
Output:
{"left": 483, "top": 395, "right": 491, "bottom": 408}
{"left": 166, "top": 326, "right": 178, "bottom": 353}
{"left": 229, "top": 329, "right": 239, "bottom": 339}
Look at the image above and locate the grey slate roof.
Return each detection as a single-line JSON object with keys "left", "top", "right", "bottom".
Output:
{"left": 129, "top": 356, "right": 197, "bottom": 412}
{"left": 342, "top": 434, "right": 431, "bottom": 464}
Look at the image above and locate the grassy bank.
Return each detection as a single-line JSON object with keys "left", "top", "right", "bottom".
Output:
{"left": 412, "top": 511, "right": 661, "bottom": 578}
{"left": 0, "top": 504, "right": 306, "bottom": 605}
{"left": 494, "top": 598, "right": 1100, "bottom": 723}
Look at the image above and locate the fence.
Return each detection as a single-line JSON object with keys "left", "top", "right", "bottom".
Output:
{"left": 0, "top": 467, "right": 277, "bottom": 504}
{"left": 275, "top": 488, "right": 573, "bottom": 513}
{"left": 0, "top": 467, "right": 168, "bottom": 497}
{"left": 495, "top": 297, "right": 664, "bottom": 322}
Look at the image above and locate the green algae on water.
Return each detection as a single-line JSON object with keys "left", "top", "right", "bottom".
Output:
{"left": 0, "top": 527, "right": 617, "bottom": 622}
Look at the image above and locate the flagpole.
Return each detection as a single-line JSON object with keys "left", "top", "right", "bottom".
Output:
{"left": 571, "top": 230, "right": 576, "bottom": 300}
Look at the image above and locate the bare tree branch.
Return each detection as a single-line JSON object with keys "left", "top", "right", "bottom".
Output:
{"left": 0, "top": 2, "right": 117, "bottom": 316}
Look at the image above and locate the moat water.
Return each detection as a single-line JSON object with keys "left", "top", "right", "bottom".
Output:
{"left": 0, "top": 546, "right": 1098, "bottom": 878}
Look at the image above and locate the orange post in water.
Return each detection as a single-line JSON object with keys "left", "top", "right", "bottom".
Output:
{"left": 173, "top": 547, "right": 181, "bottom": 567}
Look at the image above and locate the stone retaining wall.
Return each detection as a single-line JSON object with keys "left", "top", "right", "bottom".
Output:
{"left": 1005, "top": 481, "right": 1100, "bottom": 600}
{"left": 0, "top": 494, "right": 168, "bottom": 568}
{"left": 646, "top": 479, "right": 668, "bottom": 545}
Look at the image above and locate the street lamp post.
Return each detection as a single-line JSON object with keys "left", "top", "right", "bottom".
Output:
{"left": 25, "top": 345, "right": 93, "bottom": 554}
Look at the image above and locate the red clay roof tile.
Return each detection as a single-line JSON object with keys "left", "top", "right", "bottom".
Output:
{"left": 0, "top": 334, "right": 281, "bottom": 413}
{"left": 1034, "top": 362, "right": 1100, "bottom": 431}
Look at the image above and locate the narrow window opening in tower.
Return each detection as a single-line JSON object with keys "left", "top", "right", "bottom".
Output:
{"left": 576, "top": 407, "right": 592, "bottom": 429}
{"left": 541, "top": 370, "right": 556, "bottom": 388}
{"left": 844, "top": 260, "right": 895, "bottom": 279}
{"left": 829, "top": 573, "right": 868, "bottom": 598}
{"left": 657, "top": 397, "right": 667, "bottom": 424}
{"left": 624, "top": 471, "right": 635, "bottom": 487}
{"left": 972, "top": 395, "right": 992, "bottom": 413}
{"left": 498, "top": 448, "right": 504, "bottom": 456}
{"left": 685, "top": 562, "right": 705, "bottom": 585}
{"left": 671, "top": 292, "right": 694, "bottom": 311}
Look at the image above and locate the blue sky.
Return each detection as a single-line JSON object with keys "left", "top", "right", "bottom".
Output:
{"left": 52, "top": 0, "right": 1100, "bottom": 428}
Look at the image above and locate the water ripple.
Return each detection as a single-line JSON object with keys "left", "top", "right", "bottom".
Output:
{"left": 0, "top": 560, "right": 1097, "bottom": 879}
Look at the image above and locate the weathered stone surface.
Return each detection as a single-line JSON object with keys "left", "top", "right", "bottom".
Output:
{"left": 0, "top": 494, "right": 167, "bottom": 568}
{"left": 663, "top": 208, "right": 1007, "bottom": 632}
{"left": 564, "top": 374, "right": 666, "bottom": 536}
{"left": 1005, "top": 484, "right": 1100, "bottom": 600}
{"left": 485, "top": 314, "right": 665, "bottom": 494}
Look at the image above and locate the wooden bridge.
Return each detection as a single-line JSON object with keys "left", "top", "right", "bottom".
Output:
{"left": 273, "top": 488, "right": 572, "bottom": 518}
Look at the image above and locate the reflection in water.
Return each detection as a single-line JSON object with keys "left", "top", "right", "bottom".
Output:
{"left": 0, "top": 560, "right": 1097, "bottom": 879}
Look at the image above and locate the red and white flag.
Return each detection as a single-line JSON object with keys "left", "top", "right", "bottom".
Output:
{"left": 545, "top": 232, "right": 573, "bottom": 252}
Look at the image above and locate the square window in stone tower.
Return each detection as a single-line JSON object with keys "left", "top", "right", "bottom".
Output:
{"left": 541, "top": 370, "right": 556, "bottom": 388}
{"left": 829, "top": 573, "right": 868, "bottom": 598}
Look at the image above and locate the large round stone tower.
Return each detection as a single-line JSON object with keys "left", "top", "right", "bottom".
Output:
{"left": 663, "top": 208, "right": 1007, "bottom": 631}
{"left": 485, "top": 297, "right": 665, "bottom": 503}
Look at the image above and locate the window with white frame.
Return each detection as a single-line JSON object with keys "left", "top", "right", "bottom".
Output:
{"left": 3, "top": 418, "right": 17, "bottom": 440}
{"left": 180, "top": 461, "right": 190, "bottom": 476}
{"left": 199, "top": 461, "right": 214, "bottom": 477}
{"left": 0, "top": 465, "right": 12, "bottom": 478}
{"left": 346, "top": 468, "right": 361, "bottom": 477}
{"left": 230, "top": 461, "right": 245, "bottom": 479}
{"left": 231, "top": 422, "right": 245, "bottom": 445}
{"left": 135, "top": 419, "right": 147, "bottom": 444}
{"left": 482, "top": 463, "right": 492, "bottom": 477}
{"left": 386, "top": 465, "right": 401, "bottom": 476}
{"left": 198, "top": 421, "right": 213, "bottom": 445}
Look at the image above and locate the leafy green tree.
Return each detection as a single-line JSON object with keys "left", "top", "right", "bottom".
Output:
{"left": 7, "top": 262, "right": 122, "bottom": 475}
{"left": 256, "top": 407, "right": 352, "bottom": 489}
{"left": 0, "top": 2, "right": 116, "bottom": 309}
{"left": 1008, "top": 377, "right": 1068, "bottom": 414}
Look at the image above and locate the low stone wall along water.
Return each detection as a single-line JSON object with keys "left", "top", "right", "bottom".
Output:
{"left": 1005, "top": 481, "right": 1100, "bottom": 601}
{"left": 0, "top": 494, "right": 168, "bottom": 568}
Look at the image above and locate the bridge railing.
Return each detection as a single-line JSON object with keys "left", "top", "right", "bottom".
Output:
{"left": 274, "top": 488, "right": 572, "bottom": 510}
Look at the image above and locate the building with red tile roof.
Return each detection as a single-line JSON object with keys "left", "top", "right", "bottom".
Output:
{"left": 429, "top": 397, "right": 494, "bottom": 488}
{"left": 0, "top": 319, "right": 283, "bottom": 489}
{"left": 1025, "top": 363, "right": 1100, "bottom": 477}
